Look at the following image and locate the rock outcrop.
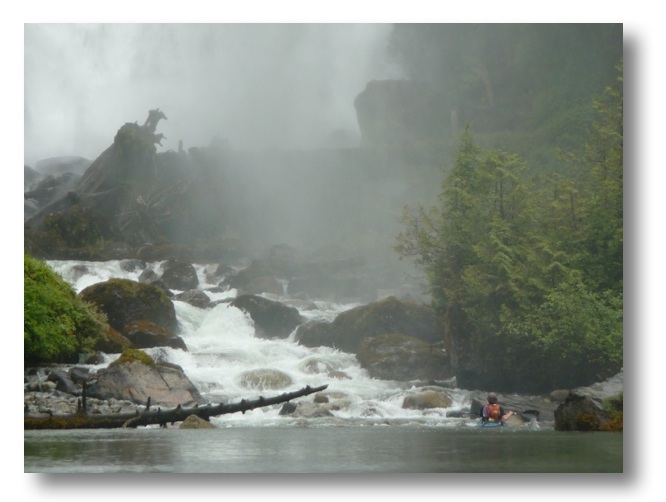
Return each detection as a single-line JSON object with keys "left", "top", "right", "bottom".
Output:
{"left": 86, "top": 349, "right": 203, "bottom": 407}
{"left": 354, "top": 79, "right": 452, "bottom": 147}
{"left": 554, "top": 372, "right": 623, "bottom": 431}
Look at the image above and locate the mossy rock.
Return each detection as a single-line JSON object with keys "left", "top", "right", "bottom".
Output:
{"left": 94, "top": 326, "right": 134, "bottom": 354}
{"left": 295, "top": 296, "right": 439, "bottom": 353}
{"left": 109, "top": 348, "right": 155, "bottom": 368}
{"left": 79, "top": 278, "right": 178, "bottom": 333}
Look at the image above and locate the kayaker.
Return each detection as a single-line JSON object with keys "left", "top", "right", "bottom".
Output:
{"left": 480, "top": 392, "right": 515, "bottom": 423}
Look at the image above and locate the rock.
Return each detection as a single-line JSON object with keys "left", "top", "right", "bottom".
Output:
{"left": 554, "top": 372, "right": 623, "bottom": 431}
{"left": 46, "top": 369, "right": 81, "bottom": 396}
{"left": 179, "top": 415, "right": 216, "bottom": 429}
{"left": 279, "top": 402, "right": 298, "bottom": 415}
{"left": 294, "top": 296, "right": 440, "bottom": 354}
{"left": 278, "top": 402, "right": 334, "bottom": 418}
{"left": 138, "top": 268, "right": 159, "bottom": 283}
{"left": 238, "top": 368, "right": 293, "bottom": 390}
{"left": 230, "top": 294, "right": 304, "bottom": 339}
{"left": 119, "top": 259, "right": 146, "bottom": 272}
{"left": 160, "top": 259, "right": 199, "bottom": 291}
{"left": 175, "top": 289, "right": 211, "bottom": 309}
{"left": 69, "top": 367, "right": 93, "bottom": 384}
{"left": 79, "top": 278, "right": 178, "bottom": 333}
{"left": 122, "top": 320, "right": 188, "bottom": 351}
{"left": 94, "top": 326, "right": 134, "bottom": 354}
{"left": 356, "top": 333, "right": 454, "bottom": 381}
{"left": 225, "top": 259, "right": 283, "bottom": 296}
{"left": 550, "top": 389, "right": 571, "bottom": 402}
{"left": 86, "top": 353, "right": 203, "bottom": 407}
{"left": 402, "top": 389, "right": 452, "bottom": 410}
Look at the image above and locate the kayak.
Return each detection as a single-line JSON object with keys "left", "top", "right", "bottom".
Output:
{"left": 478, "top": 420, "right": 505, "bottom": 428}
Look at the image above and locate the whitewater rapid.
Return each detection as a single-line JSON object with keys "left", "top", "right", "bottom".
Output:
{"left": 47, "top": 259, "right": 472, "bottom": 428}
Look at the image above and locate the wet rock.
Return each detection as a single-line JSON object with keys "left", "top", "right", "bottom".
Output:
{"left": 294, "top": 296, "right": 440, "bottom": 353}
{"left": 79, "top": 278, "right": 178, "bottom": 333}
{"left": 160, "top": 259, "right": 199, "bottom": 291}
{"left": 87, "top": 356, "right": 203, "bottom": 408}
{"left": 175, "top": 289, "right": 211, "bottom": 309}
{"left": 278, "top": 402, "right": 334, "bottom": 418}
{"left": 179, "top": 415, "right": 216, "bottom": 429}
{"left": 357, "top": 333, "right": 454, "bottom": 381}
{"left": 231, "top": 294, "right": 304, "bottom": 339}
{"left": 554, "top": 372, "right": 623, "bottom": 431}
{"left": 238, "top": 368, "right": 294, "bottom": 390}
{"left": 225, "top": 259, "right": 283, "bottom": 296}
{"left": 122, "top": 320, "right": 188, "bottom": 351}
{"left": 402, "top": 389, "right": 452, "bottom": 410}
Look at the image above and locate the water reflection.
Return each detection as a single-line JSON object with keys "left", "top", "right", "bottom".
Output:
{"left": 24, "top": 427, "right": 622, "bottom": 473}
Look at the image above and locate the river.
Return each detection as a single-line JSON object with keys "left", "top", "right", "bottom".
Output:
{"left": 25, "top": 426, "right": 622, "bottom": 473}
{"left": 25, "top": 259, "right": 623, "bottom": 474}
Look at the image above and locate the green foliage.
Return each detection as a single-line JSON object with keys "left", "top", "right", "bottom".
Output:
{"left": 396, "top": 61, "right": 623, "bottom": 392}
{"left": 24, "top": 255, "right": 107, "bottom": 364}
{"left": 502, "top": 279, "right": 623, "bottom": 391}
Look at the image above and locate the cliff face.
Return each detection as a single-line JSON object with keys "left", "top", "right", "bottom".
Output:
{"left": 354, "top": 79, "right": 454, "bottom": 146}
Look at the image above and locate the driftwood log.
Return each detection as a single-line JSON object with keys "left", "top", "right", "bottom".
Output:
{"left": 24, "top": 383, "right": 328, "bottom": 430}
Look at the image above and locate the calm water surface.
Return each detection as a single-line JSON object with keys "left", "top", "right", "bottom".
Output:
{"left": 24, "top": 425, "right": 622, "bottom": 473}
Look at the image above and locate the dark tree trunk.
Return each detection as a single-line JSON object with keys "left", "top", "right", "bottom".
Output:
{"left": 24, "top": 384, "right": 328, "bottom": 430}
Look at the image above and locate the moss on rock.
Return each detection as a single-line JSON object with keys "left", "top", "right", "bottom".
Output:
{"left": 79, "top": 278, "right": 178, "bottom": 333}
{"left": 109, "top": 348, "right": 155, "bottom": 368}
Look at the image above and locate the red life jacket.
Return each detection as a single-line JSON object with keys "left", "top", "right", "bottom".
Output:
{"left": 485, "top": 403, "right": 501, "bottom": 421}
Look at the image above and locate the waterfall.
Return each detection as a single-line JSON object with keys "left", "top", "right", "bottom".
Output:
{"left": 47, "top": 259, "right": 471, "bottom": 427}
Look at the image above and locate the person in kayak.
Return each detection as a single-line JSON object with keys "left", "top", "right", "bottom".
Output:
{"left": 480, "top": 392, "right": 516, "bottom": 423}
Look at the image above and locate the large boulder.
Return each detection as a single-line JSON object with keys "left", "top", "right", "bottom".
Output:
{"left": 159, "top": 259, "right": 199, "bottom": 291}
{"left": 79, "top": 278, "right": 178, "bottom": 333}
{"left": 294, "top": 296, "right": 440, "bottom": 354}
{"left": 86, "top": 349, "right": 203, "bottom": 407}
{"left": 554, "top": 372, "right": 623, "bottom": 431}
{"left": 356, "top": 333, "right": 454, "bottom": 381}
{"left": 230, "top": 294, "right": 304, "bottom": 339}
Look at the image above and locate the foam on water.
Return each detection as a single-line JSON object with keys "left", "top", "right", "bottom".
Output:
{"left": 46, "top": 259, "right": 471, "bottom": 427}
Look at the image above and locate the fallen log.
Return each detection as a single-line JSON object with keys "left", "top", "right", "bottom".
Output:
{"left": 24, "top": 383, "right": 328, "bottom": 430}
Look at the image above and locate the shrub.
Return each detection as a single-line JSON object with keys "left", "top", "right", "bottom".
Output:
{"left": 24, "top": 255, "right": 107, "bottom": 364}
